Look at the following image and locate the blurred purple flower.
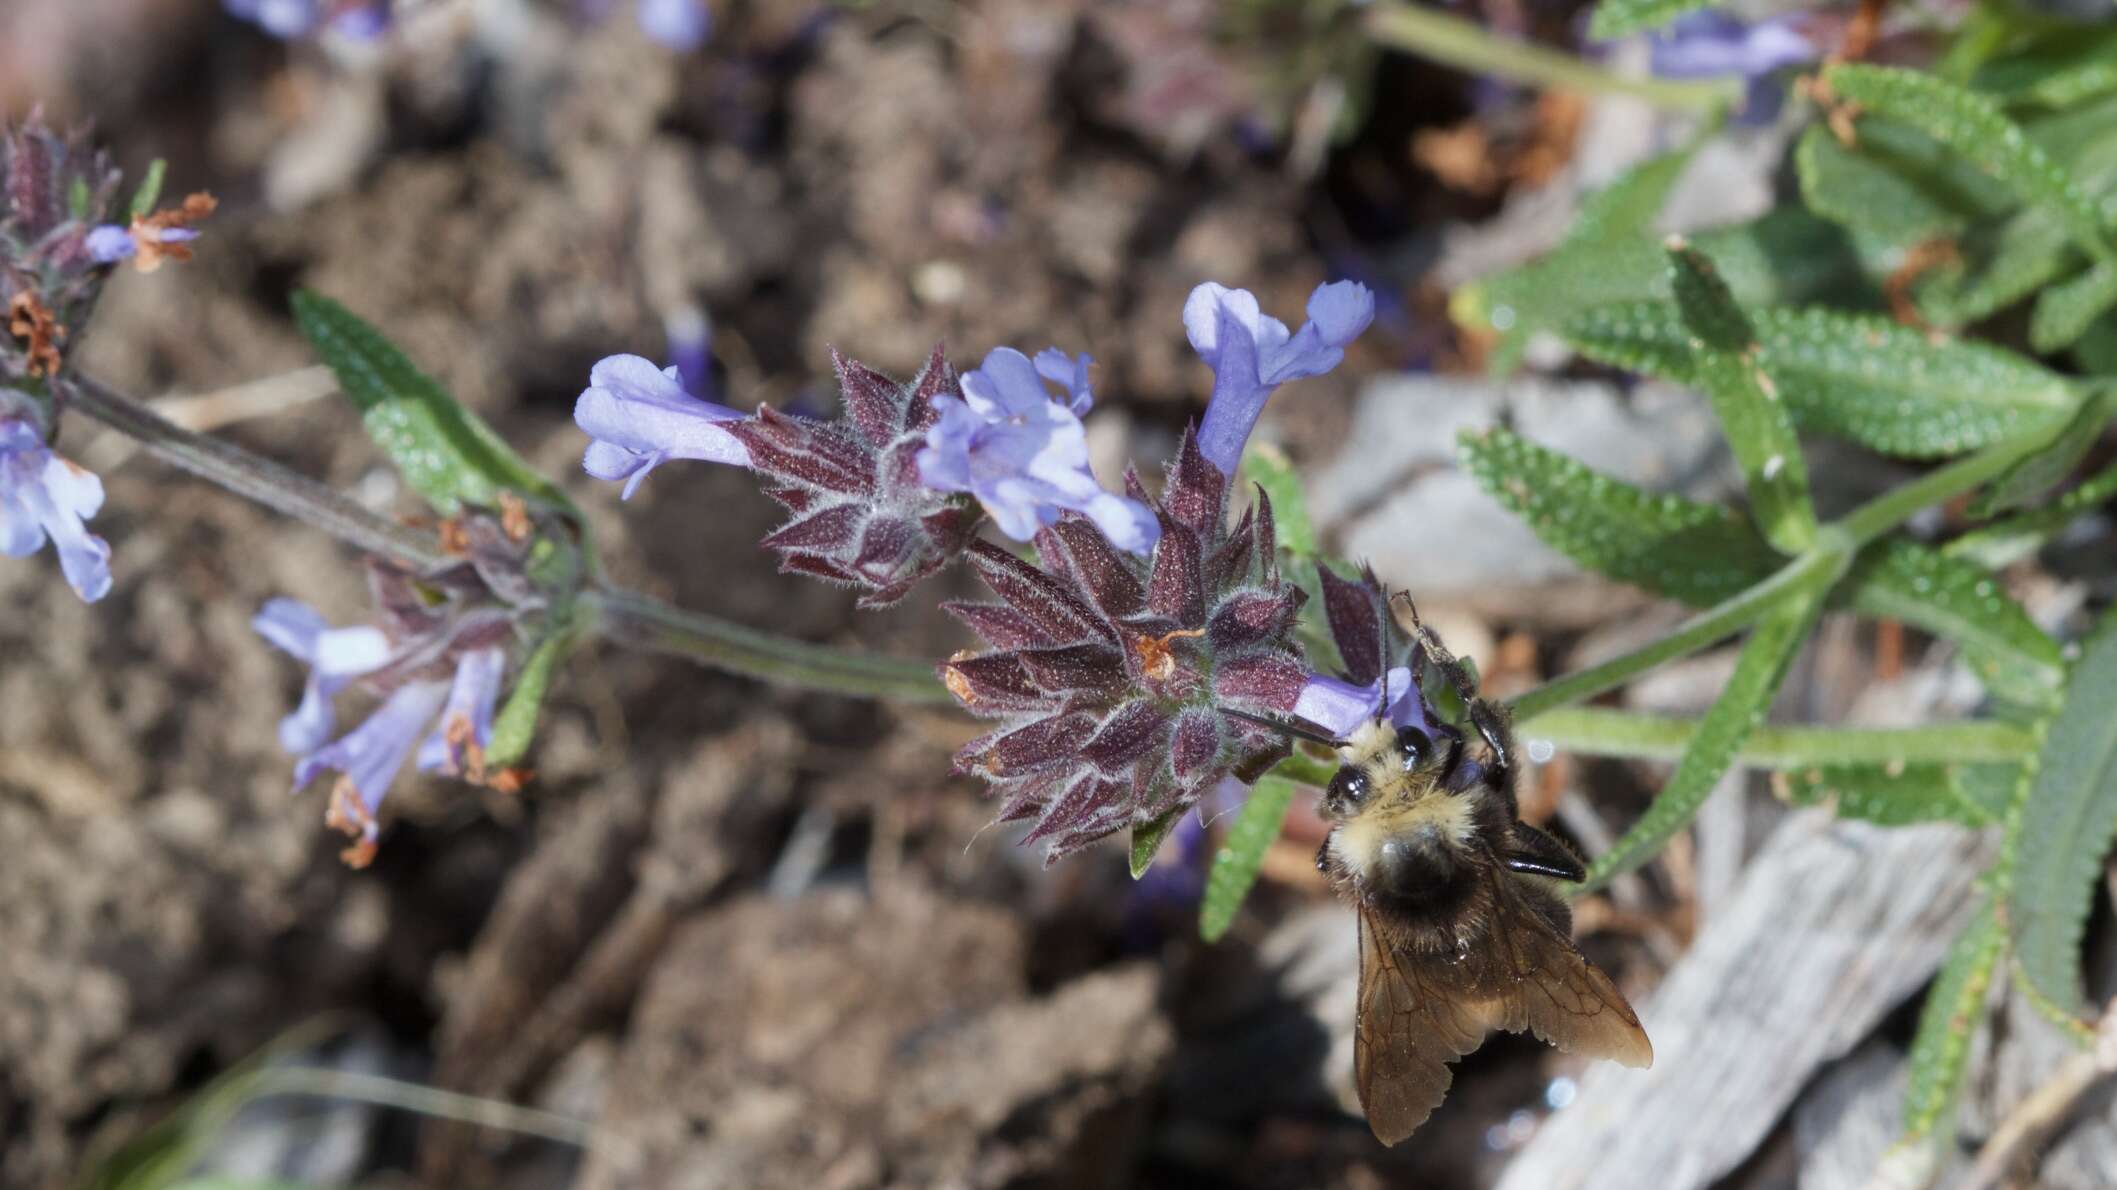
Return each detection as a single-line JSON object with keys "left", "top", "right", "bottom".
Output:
{"left": 1187, "top": 280, "right": 1375, "bottom": 476}
{"left": 0, "top": 417, "right": 112, "bottom": 602}
{"left": 224, "top": 0, "right": 392, "bottom": 40}
{"left": 917, "top": 347, "right": 1157, "bottom": 553}
{"left": 575, "top": 353, "right": 750, "bottom": 498}
{"left": 83, "top": 223, "right": 199, "bottom": 266}
{"left": 637, "top": 0, "right": 710, "bottom": 50}
{"left": 261, "top": 597, "right": 512, "bottom": 867}
{"left": 1649, "top": 13, "right": 1817, "bottom": 120}
{"left": 253, "top": 597, "right": 393, "bottom": 753}
{"left": 664, "top": 305, "right": 716, "bottom": 401}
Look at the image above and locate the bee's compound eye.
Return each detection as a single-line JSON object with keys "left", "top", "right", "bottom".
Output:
{"left": 1327, "top": 766, "right": 1370, "bottom": 808}
{"left": 1394, "top": 726, "right": 1432, "bottom": 772}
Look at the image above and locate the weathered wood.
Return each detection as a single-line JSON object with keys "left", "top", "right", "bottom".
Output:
{"left": 1494, "top": 811, "right": 1993, "bottom": 1190}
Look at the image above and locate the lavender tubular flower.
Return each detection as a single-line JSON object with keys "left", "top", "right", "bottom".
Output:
{"left": 917, "top": 347, "right": 1156, "bottom": 553}
{"left": 637, "top": 0, "right": 710, "bottom": 51}
{"left": 1188, "top": 280, "right": 1375, "bottom": 477}
{"left": 253, "top": 597, "right": 392, "bottom": 752}
{"left": 575, "top": 353, "right": 749, "bottom": 498}
{"left": 1648, "top": 13, "right": 1817, "bottom": 120}
{"left": 418, "top": 645, "right": 504, "bottom": 779}
{"left": 299, "top": 679, "right": 450, "bottom": 868}
{"left": 0, "top": 417, "right": 112, "bottom": 602}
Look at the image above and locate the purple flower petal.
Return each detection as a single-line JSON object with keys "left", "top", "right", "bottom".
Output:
{"left": 254, "top": 597, "right": 394, "bottom": 754}
{"left": 1188, "top": 280, "right": 1374, "bottom": 476}
{"left": 1292, "top": 664, "right": 1425, "bottom": 740}
{"left": 296, "top": 679, "right": 450, "bottom": 864}
{"left": 637, "top": 0, "right": 710, "bottom": 51}
{"left": 916, "top": 347, "right": 1157, "bottom": 553}
{"left": 575, "top": 353, "right": 750, "bottom": 497}
{"left": 418, "top": 646, "right": 505, "bottom": 775}
{"left": 0, "top": 418, "right": 113, "bottom": 602}
{"left": 84, "top": 225, "right": 137, "bottom": 263}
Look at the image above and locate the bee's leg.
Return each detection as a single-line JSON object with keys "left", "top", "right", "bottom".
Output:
{"left": 1395, "top": 593, "right": 1516, "bottom": 795}
{"left": 1503, "top": 823, "right": 1586, "bottom": 883}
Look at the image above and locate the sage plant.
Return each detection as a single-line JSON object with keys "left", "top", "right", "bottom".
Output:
{"left": 19, "top": 1, "right": 2117, "bottom": 1175}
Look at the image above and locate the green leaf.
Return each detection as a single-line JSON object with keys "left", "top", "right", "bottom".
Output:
{"left": 1795, "top": 121, "right": 2013, "bottom": 244}
{"left": 127, "top": 159, "right": 165, "bottom": 220}
{"left": 484, "top": 626, "right": 572, "bottom": 771}
{"left": 291, "top": 291, "right": 578, "bottom": 520}
{"left": 1199, "top": 775, "right": 1300, "bottom": 942}
{"left": 1899, "top": 900, "right": 2006, "bottom": 1142}
{"left": 1665, "top": 242, "right": 1817, "bottom": 552}
{"left": 1584, "top": 588, "right": 1826, "bottom": 889}
{"left": 1130, "top": 807, "right": 1184, "bottom": 879}
{"left": 1567, "top": 302, "right": 2080, "bottom": 458}
{"left": 2010, "top": 604, "right": 2117, "bottom": 1013}
{"left": 1824, "top": 64, "right": 2114, "bottom": 263}
{"left": 2031, "top": 260, "right": 2117, "bottom": 352}
{"left": 67, "top": 175, "right": 92, "bottom": 220}
{"left": 1921, "top": 207, "right": 2079, "bottom": 328}
{"left": 1775, "top": 761, "right": 2016, "bottom": 826}
{"left": 1238, "top": 441, "right": 1318, "bottom": 558}
{"left": 1586, "top": 0, "right": 1712, "bottom": 39}
{"left": 1972, "top": 24, "right": 2117, "bottom": 109}
{"left": 1457, "top": 426, "right": 1778, "bottom": 606}
{"left": 1843, "top": 540, "right": 2066, "bottom": 709}
{"left": 1975, "top": 382, "right": 2117, "bottom": 515}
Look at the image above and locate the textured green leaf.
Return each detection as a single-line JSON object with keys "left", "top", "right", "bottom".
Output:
{"left": 1238, "top": 442, "right": 1317, "bottom": 558}
{"left": 292, "top": 291, "right": 576, "bottom": 520}
{"left": 1921, "top": 207, "right": 2079, "bottom": 327}
{"left": 1976, "top": 382, "right": 2117, "bottom": 515}
{"left": 1796, "top": 122, "right": 2013, "bottom": 244}
{"left": 1130, "top": 807, "right": 1184, "bottom": 879}
{"left": 1586, "top": 0, "right": 1713, "bottom": 39}
{"left": 127, "top": 158, "right": 165, "bottom": 220}
{"left": 1584, "top": 588, "right": 1825, "bottom": 889}
{"left": 1462, "top": 200, "right": 1872, "bottom": 374}
{"left": 1776, "top": 761, "right": 2016, "bottom": 826}
{"left": 1568, "top": 302, "right": 2079, "bottom": 458}
{"left": 1664, "top": 242, "right": 1816, "bottom": 552}
{"left": 484, "top": 627, "right": 570, "bottom": 771}
{"left": 2011, "top": 605, "right": 2117, "bottom": 1013}
{"left": 1972, "top": 24, "right": 2117, "bottom": 109}
{"left": 1199, "top": 775, "right": 1300, "bottom": 942}
{"left": 2031, "top": 260, "right": 2117, "bottom": 352}
{"left": 1457, "top": 427, "right": 1778, "bottom": 606}
{"left": 2078, "top": 315, "right": 2117, "bottom": 373}
{"left": 1844, "top": 540, "right": 2065, "bottom": 708}
{"left": 1899, "top": 900, "right": 2006, "bottom": 1141}
{"left": 1824, "top": 64, "right": 2114, "bottom": 263}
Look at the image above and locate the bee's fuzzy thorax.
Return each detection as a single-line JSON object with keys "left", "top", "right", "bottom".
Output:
{"left": 1327, "top": 717, "right": 1483, "bottom": 887}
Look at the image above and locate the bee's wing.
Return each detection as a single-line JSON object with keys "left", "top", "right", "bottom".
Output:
{"left": 1484, "top": 875, "right": 1654, "bottom": 1070}
{"left": 1353, "top": 904, "right": 1489, "bottom": 1145}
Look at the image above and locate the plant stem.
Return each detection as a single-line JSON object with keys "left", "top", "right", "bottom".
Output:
{"left": 65, "top": 372, "right": 453, "bottom": 571}
{"left": 584, "top": 587, "right": 949, "bottom": 704}
{"left": 1362, "top": 2, "right": 1737, "bottom": 112}
{"left": 1518, "top": 707, "right": 2038, "bottom": 767}
{"left": 1508, "top": 547, "right": 1844, "bottom": 722}
{"left": 1837, "top": 431, "right": 2055, "bottom": 547}
{"left": 257, "top": 1067, "right": 593, "bottom": 1147}
{"left": 1508, "top": 429, "right": 2058, "bottom": 721}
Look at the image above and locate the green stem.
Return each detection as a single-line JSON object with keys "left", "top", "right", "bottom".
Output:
{"left": 1507, "top": 547, "right": 1844, "bottom": 722}
{"left": 1837, "top": 432, "right": 2056, "bottom": 547}
{"left": 1266, "top": 709, "right": 2035, "bottom": 788}
{"left": 66, "top": 372, "right": 454, "bottom": 571}
{"left": 256, "top": 1067, "right": 592, "bottom": 1147}
{"left": 1508, "top": 430, "right": 2059, "bottom": 721}
{"left": 584, "top": 587, "right": 949, "bottom": 704}
{"left": 1518, "top": 707, "right": 2039, "bottom": 768}
{"left": 1362, "top": 3, "right": 1737, "bottom": 112}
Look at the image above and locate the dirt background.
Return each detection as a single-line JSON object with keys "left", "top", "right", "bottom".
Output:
{"left": 5, "top": 2, "right": 2085, "bottom": 1188}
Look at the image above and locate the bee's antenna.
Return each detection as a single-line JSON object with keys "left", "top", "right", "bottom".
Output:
{"left": 1220, "top": 706, "right": 1345, "bottom": 748}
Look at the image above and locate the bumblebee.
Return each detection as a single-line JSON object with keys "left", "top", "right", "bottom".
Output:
{"left": 1286, "top": 605, "right": 1652, "bottom": 1143}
